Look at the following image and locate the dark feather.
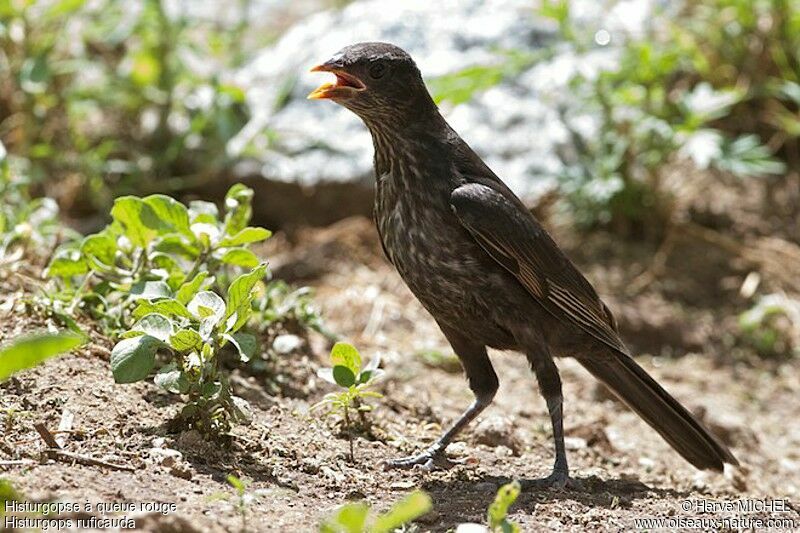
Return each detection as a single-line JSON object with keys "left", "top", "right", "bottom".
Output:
{"left": 450, "top": 182, "right": 627, "bottom": 355}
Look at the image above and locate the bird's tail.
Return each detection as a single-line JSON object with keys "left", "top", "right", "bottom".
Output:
{"left": 578, "top": 352, "right": 738, "bottom": 471}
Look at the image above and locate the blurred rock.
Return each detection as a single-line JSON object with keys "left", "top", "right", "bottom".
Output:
{"left": 229, "top": 0, "right": 659, "bottom": 226}
{"left": 473, "top": 415, "right": 522, "bottom": 453}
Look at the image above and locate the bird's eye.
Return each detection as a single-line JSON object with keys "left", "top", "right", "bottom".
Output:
{"left": 369, "top": 62, "right": 387, "bottom": 79}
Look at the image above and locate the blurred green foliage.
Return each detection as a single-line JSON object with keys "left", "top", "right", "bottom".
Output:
{"left": 320, "top": 491, "right": 432, "bottom": 533}
{"left": 739, "top": 293, "right": 800, "bottom": 358}
{"left": 0, "top": 0, "right": 256, "bottom": 214}
{"left": 0, "top": 140, "right": 76, "bottom": 260}
{"left": 542, "top": 0, "right": 796, "bottom": 235}
{"left": 431, "top": 1, "right": 797, "bottom": 236}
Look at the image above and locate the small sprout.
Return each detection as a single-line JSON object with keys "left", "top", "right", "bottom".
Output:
{"left": 313, "top": 342, "right": 384, "bottom": 462}
{"left": 320, "top": 490, "right": 432, "bottom": 533}
{"left": 487, "top": 481, "right": 521, "bottom": 533}
{"left": 227, "top": 475, "right": 258, "bottom": 532}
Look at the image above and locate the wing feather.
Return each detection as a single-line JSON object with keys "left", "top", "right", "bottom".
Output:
{"left": 450, "top": 182, "right": 627, "bottom": 354}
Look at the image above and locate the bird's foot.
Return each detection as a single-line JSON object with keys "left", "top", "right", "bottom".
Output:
{"left": 383, "top": 447, "right": 464, "bottom": 471}
{"left": 521, "top": 469, "right": 581, "bottom": 490}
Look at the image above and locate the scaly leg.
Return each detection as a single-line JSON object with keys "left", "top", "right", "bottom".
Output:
{"left": 385, "top": 328, "right": 497, "bottom": 470}
{"left": 523, "top": 350, "right": 579, "bottom": 489}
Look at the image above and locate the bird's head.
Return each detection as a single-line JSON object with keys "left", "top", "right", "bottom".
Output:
{"left": 308, "top": 42, "right": 436, "bottom": 127}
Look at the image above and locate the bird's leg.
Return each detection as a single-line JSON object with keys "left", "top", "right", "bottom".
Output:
{"left": 385, "top": 332, "right": 497, "bottom": 470}
{"left": 523, "top": 352, "right": 580, "bottom": 490}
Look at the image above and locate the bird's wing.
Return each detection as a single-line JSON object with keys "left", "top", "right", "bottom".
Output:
{"left": 450, "top": 182, "right": 627, "bottom": 355}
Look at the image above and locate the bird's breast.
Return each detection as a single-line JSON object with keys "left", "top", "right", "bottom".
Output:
{"left": 375, "top": 177, "right": 490, "bottom": 313}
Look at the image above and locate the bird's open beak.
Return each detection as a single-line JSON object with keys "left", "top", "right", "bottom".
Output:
{"left": 307, "top": 63, "right": 365, "bottom": 100}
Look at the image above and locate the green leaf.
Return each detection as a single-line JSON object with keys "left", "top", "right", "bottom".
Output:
{"left": 0, "top": 332, "right": 85, "bottom": 382}
{"left": 143, "top": 195, "right": 191, "bottom": 236}
{"left": 80, "top": 233, "right": 117, "bottom": 268}
{"left": 373, "top": 491, "right": 433, "bottom": 533}
{"left": 330, "top": 342, "right": 361, "bottom": 376}
{"left": 47, "top": 0, "right": 86, "bottom": 17}
{"left": 110, "top": 197, "right": 158, "bottom": 248}
{"left": 132, "top": 313, "right": 173, "bottom": 342}
{"left": 133, "top": 299, "right": 193, "bottom": 320}
{"left": 176, "top": 272, "right": 210, "bottom": 305}
{"left": 224, "top": 263, "right": 267, "bottom": 333}
{"left": 219, "top": 247, "right": 260, "bottom": 268}
{"left": 223, "top": 332, "right": 256, "bottom": 362}
{"left": 131, "top": 51, "right": 160, "bottom": 86}
{"left": 188, "top": 201, "right": 219, "bottom": 224}
{"left": 332, "top": 365, "right": 356, "bottom": 387}
{"left": 227, "top": 475, "right": 245, "bottom": 494}
{"left": 20, "top": 55, "right": 50, "bottom": 94}
{"left": 154, "top": 235, "right": 200, "bottom": 259}
{"left": 112, "top": 195, "right": 190, "bottom": 248}
{"left": 224, "top": 184, "right": 254, "bottom": 235}
{"left": 154, "top": 363, "right": 185, "bottom": 393}
{"left": 170, "top": 329, "right": 202, "bottom": 351}
{"left": 188, "top": 291, "right": 225, "bottom": 323}
{"left": 320, "top": 502, "right": 369, "bottom": 533}
{"left": 46, "top": 251, "right": 88, "bottom": 277}
{"left": 218, "top": 227, "right": 272, "bottom": 247}
{"left": 130, "top": 280, "right": 172, "bottom": 300}
{"left": 110, "top": 335, "right": 164, "bottom": 383}
{"left": 487, "top": 481, "right": 521, "bottom": 532}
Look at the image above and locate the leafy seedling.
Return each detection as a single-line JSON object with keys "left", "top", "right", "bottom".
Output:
{"left": 111, "top": 264, "right": 267, "bottom": 437}
{"left": 226, "top": 474, "right": 262, "bottom": 532}
{"left": 313, "top": 342, "right": 383, "bottom": 462}
{"left": 46, "top": 184, "right": 271, "bottom": 334}
{"left": 320, "top": 490, "right": 432, "bottom": 533}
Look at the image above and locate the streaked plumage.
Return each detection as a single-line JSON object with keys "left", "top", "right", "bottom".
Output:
{"left": 310, "top": 42, "right": 738, "bottom": 484}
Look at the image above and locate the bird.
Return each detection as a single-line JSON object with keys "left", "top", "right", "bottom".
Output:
{"left": 308, "top": 42, "right": 738, "bottom": 487}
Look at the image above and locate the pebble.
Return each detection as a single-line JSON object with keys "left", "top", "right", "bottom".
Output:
{"left": 473, "top": 416, "right": 522, "bottom": 453}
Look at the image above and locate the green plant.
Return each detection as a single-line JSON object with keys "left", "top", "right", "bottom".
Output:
{"left": 738, "top": 293, "right": 800, "bottom": 358}
{"left": 251, "top": 280, "right": 330, "bottom": 339}
{"left": 320, "top": 491, "right": 432, "bottom": 533}
{"left": 313, "top": 342, "right": 383, "bottom": 462}
{"left": 0, "top": 330, "right": 85, "bottom": 382}
{"left": 226, "top": 474, "right": 261, "bottom": 532}
{"left": 486, "top": 481, "right": 521, "bottom": 533}
{"left": 539, "top": 0, "right": 792, "bottom": 235}
{"left": 0, "top": 143, "right": 74, "bottom": 263}
{"left": 46, "top": 183, "right": 270, "bottom": 333}
{"left": 0, "top": 478, "right": 21, "bottom": 517}
{"left": 110, "top": 263, "right": 266, "bottom": 437}
{"left": 0, "top": 0, "right": 257, "bottom": 212}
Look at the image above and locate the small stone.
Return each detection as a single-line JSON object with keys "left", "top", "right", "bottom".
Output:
{"left": 473, "top": 416, "right": 522, "bottom": 453}
{"left": 456, "top": 524, "right": 489, "bottom": 533}
{"left": 149, "top": 447, "right": 182, "bottom": 468}
{"left": 637, "top": 457, "right": 655, "bottom": 469}
{"left": 564, "top": 437, "right": 587, "bottom": 450}
{"left": 170, "top": 463, "right": 193, "bottom": 480}
{"left": 474, "top": 481, "right": 498, "bottom": 492}
{"left": 273, "top": 334, "right": 303, "bottom": 354}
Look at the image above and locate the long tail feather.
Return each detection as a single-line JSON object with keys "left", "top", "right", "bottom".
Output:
{"left": 579, "top": 353, "right": 738, "bottom": 471}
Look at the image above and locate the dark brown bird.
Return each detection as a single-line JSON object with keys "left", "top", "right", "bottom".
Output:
{"left": 309, "top": 42, "right": 738, "bottom": 487}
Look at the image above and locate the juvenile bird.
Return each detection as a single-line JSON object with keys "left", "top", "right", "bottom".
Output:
{"left": 309, "top": 42, "right": 738, "bottom": 487}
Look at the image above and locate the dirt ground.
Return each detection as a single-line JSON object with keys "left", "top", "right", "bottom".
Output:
{"left": 2, "top": 216, "right": 800, "bottom": 532}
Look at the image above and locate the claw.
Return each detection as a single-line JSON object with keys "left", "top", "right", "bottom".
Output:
{"left": 520, "top": 470, "right": 581, "bottom": 490}
{"left": 383, "top": 448, "right": 464, "bottom": 471}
